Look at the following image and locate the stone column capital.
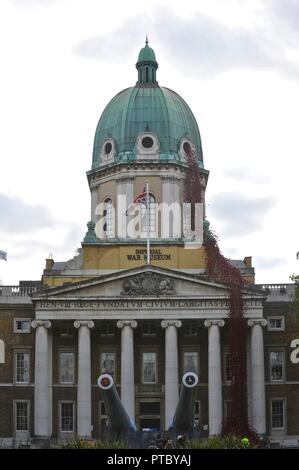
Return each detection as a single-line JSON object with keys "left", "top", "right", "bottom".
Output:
{"left": 247, "top": 318, "right": 267, "bottom": 328}
{"left": 204, "top": 319, "right": 225, "bottom": 328}
{"left": 31, "top": 320, "right": 51, "bottom": 329}
{"left": 161, "top": 320, "right": 182, "bottom": 329}
{"left": 74, "top": 320, "right": 95, "bottom": 329}
{"left": 117, "top": 320, "right": 137, "bottom": 329}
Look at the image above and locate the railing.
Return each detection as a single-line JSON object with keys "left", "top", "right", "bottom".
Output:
{"left": 0, "top": 286, "right": 39, "bottom": 297}
{"left": 259, "top": 284, "right": 287, "bottom": 292}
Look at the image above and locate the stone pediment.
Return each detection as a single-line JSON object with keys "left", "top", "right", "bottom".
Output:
{"left": 34, "top": 265, "right": 264, "bottom": 300}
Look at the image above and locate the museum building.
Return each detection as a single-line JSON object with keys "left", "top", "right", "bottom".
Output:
{"left": 0, "top": 40, "right": 298, "bottom": 447}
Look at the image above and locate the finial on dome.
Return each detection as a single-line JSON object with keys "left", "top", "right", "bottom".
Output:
{"left": 136, "top": 37, "right": 158, "bottom": 85}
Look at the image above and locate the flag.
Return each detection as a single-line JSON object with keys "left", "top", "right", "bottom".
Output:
{"left": 0, "top": 250, "right": 7, "bottom": 261}
{"left": 126, "top": 187, "right": 148, "bottom": 215}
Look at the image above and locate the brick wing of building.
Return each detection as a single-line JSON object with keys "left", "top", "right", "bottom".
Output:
{"left": 0, "top": 40, "right": 298, "bottom": 449}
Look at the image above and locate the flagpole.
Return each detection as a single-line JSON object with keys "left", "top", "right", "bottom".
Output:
{"left": 146, "top": 180, "right": 150, "bottom": 265}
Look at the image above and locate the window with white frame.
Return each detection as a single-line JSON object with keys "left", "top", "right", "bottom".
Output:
{"left": 270, "top": 350, "right": 284, "bottom": 382}
{"left": 183, "top": 321, "right": 198, "bottom": 337}
{"left": 271, "top": 399, "right": 285, "bottom": 430}
{"left": 59, "top": 352, "right": 75, "bottom": 384}
{"left": 224, "top": 351, "right": 232, "bottom": 383}
{"left": 60, "top": 402, "right": 75, "bottom": 432}
{"left": 268, "top": 317, "right": 285, "bottom": 331}
{"left": 103, "top": 198, "right": 113, "bottom": 237}
{"left": 100, "top": 352, "right": 116, "bottom": 378}
{"left": 142, "top": 352, "right": 157, "bottom": 384}
{"left": 15, "top": 352, "right": 30, "bottom": 384}
{"left": 183, "top": 351, "right": 199, "bottom": 376}
{"left": 15, "top": 401, "right": 29, "bottom": 431}
{"left": 14, "top": 319, "right": 31, "bottom": 333}
{"left": 141, "top": 194, "right": 156, "bottom": 237}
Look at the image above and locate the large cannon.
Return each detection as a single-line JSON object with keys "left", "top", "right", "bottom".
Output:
{"left": 97, "top": 373, "right": 137, "bottom": 435}
{"left": 170, "top": 372, "right": 199, "bottom": 433}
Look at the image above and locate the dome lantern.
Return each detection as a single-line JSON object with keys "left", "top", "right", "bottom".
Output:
{"left": 136, "top": 36, "right": 158, "bottom": 86}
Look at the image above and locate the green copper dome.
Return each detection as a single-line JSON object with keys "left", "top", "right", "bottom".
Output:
{"left": 92, "top": 40, "right": 203, "bottom": 170}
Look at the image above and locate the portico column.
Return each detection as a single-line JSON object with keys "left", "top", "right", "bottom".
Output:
{"left": 31, "top": 320, "right": 52, "bottom": 438}
{"left": 117, "top": 320, "right": 137, "bottom": 421}
{"left": 161, "top": 320, "right": 182, "bottom": 430}
{"left": 204, "top": 319, "right": 225, "bottom": 435}
{"left": 247, "top": 319, "right": 267, "bottom": 434}
{"left": 74, "top": 320, "right": 94, "bottom": 438}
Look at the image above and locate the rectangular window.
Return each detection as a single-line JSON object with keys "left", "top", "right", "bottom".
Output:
{"left": 141, "top": 323, "right": 156, "bottom": 336}
{"left": 183, "top": 321, "right": 198, "bottom": 337}
{"left": 224, "top": 400, "right": 232, "bottom": 418}
{"left": 224, "top": 352, "right": 232, "bottom": 383}
{"left": 59, "top": 328, "right": 74, "bottom": 337}
{"left": 15, "top": 352, "right": 29, "bottom": 384}
{"left": 194, "top": 400, "right": 201, "bottom": 428}
{"left": 14, "top": 319, "right": 31, "bottom": 333}
{"left": 60, "top": 352, "right": 75, "bottom": 384}
{"left": 268, "top": 317, "right": 285, "bottom": 331}
{"left": 99, "top": 401, "right": 109, "bottom": 438}
{"left": 183, "top": 352, "right": 199, "bottom": 375}
{"left": 271, "top": 399, "right": 285, "bottom": 429}
{"left": 100, "top": 322, "right": 115, "bottom": 336}
{"left": 270, "top": 351, "right": 284, "bottom": 382}
{"left": 142, "top": 352, "right": 157, "bottom": 384}
{"left": 15, "top": 402, "right": 29, "bottom": 431}
{"left": 100, "top": 352, "right": 116, "bottom": 377}
{"left": 60, "top": 402, "right": 74, "bottom": 432}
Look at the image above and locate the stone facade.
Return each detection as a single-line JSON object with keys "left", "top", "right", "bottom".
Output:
{"left": 0, "top": 275, "right": 298, "bottom": 447}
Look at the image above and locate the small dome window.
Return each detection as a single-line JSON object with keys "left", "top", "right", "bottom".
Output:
{"left": 183, "top": 141, "right": 191, "bottom": 154}
{"left": 142, "top": 136, "right": 154, "bottom": 149}
{"left": 100, "top": 139, "right": 115, "bottom": 166}
{"left": 104, "top": 142, "right": 112, "bottom": 155}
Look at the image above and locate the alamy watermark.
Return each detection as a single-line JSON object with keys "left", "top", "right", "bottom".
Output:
{"left": 93, "top": 195, "right": 204, "bottom": 249}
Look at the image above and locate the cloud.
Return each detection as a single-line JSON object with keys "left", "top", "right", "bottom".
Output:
{"left": 73, "top": 9, "right": 299, "bottom": 79}
{"left": 209, "top": 191, "right": 276, "bottom": 236}
{"left": 9, "top": 0, "right": 63, "bottom": 7}
{"left": 73, "top": 16, "right": 144, "bottom": 62}
{"left": 223, "top": 167, "right": 269, "bottom": 184}
{"left": 268, "top": 0, "right": 299, "bottom": 31}
{"left": 254, "top": 256, "right": 285, "bottom": 270}
{"left": 0, "top": 193, "right": 55, "bottom": 233}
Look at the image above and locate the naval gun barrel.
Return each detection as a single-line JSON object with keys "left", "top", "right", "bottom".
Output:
{"left": 170, "top": 372, "right": 199, "bottom": 433}
{"left": 97, "top": 374, "right": 137, "bottom": 432}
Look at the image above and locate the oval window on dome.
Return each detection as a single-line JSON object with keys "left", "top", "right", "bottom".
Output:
{"left": 104, "top": 142, "right": 112, "bottom": 155}
{"left": 142, "top": 136, "right": 154, "bottom": 149}
{"left": 183, "top": 141, "right": 192, "bottom": 155}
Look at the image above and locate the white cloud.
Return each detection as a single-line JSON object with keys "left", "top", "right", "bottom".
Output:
{"left": 0, "top": 0, "right": 298, "bottom": 284}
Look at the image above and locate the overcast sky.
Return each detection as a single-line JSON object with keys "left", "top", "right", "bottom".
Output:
{"left": 0, "top": 0, "right": 298, "bottom": 284}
